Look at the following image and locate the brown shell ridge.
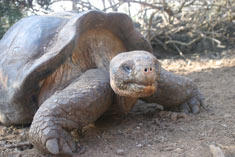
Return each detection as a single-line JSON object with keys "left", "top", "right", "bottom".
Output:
{"left": 21, "top": 10, "right": 152, "bottom": 90}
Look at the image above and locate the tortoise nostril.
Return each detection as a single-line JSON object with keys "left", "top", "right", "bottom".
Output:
{"left": 144, "top": 67, "right": 153, "bottom": 73}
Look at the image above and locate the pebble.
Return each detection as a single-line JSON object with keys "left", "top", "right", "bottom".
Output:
{"left": 170, "top": 113, "right": 178, "bottom": 121}
{"left": 0, "top": 141, "right": 6, "bottom": 146}
{"left": 136, "top": 144, "right": 142, "bottom": 148}
{"left": 215, "top": 60, "right": 222, "bottom": 66}
{"left": 171, "top": 112, "right": 189, "bottom": 121}
{"left": 221, "top": 124, "right": 227, "bottom": 128}
{"left": 174, "top": 148, "right": 183, "bottom": 153}
{"left": 116, "top": 149, "right": 125, "bottom": 156}
{"left": 139, "top": 123, "right": 143, "bottom": 126}
{"left": 224, "top": 114, "right": 232, "bottom": 118}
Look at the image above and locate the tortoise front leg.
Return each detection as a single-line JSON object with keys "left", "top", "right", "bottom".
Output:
{"left": 144, "top": 67, "right": 204, "bottom": 113}
{"left": 29, "top": 69, "right": 113, "bottom": 156}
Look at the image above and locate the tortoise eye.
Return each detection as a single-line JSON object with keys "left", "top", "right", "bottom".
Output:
{"left": 122, "top": 65, "right": 132, "bottom": 73}
{"left": 120, "top": 60, "right": 134, "bottom": 73}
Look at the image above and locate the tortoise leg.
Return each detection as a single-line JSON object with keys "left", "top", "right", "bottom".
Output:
{"left": 143, "top": 67, "right": 204, "bottom": 114}
{"left": 29, "top": 69, "right": 113, "bottom": 155}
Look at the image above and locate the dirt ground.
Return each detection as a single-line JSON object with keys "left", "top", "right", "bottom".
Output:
{"left": 0, "top": 49, "right": 234, "bottom": 157}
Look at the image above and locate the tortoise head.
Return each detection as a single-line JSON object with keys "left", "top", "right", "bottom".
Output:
{"left": 110, "top": 51, "right": 160, "bottom": 98}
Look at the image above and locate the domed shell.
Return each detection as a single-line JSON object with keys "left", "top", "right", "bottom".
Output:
{"left": 0, "top": 10, "right": 152, "bottom": 124}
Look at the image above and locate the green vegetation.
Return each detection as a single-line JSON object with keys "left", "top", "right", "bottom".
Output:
{"left": 0, "top": 1, "right": 24, "bottom": 38}
{"left": 0, "top": 0, "right": 51, "bottom": 39}
{"left": 0, "top": 0, "right": 234, "bottom": 56}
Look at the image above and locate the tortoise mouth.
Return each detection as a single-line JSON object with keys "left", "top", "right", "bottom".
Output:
{"left": 127, "top": 82, "right": 156, "bottom": 97}
{"left": 111, "top": 80, "right": 156, "bottom": 98}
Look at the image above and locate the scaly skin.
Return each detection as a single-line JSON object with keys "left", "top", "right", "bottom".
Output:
{"left": 143, "top": 67, "right": 204, "bottom": 113}
{"left": 29, "top": 69, "right": 113, "bottom": 155}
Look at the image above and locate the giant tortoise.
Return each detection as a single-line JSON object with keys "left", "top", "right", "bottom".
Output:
{"left": 0, "top": 10, "right": 204, "bottom": 155}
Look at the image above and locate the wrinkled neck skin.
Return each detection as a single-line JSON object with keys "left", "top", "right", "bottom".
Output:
{"left": 105, "top": 95, "right": 138, "bottom": 115}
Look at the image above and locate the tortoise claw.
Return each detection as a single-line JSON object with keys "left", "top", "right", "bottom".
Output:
{"left": 46, "top": 138, "right": 59, "bottom": 154}
{"left": 180, "top": 89, "right": 205, "bottom": 114}
{"left": 34, "top": 126, "right": 77, "bottom": 156}
{"left": 188, "top": 97, "right": 200, "bottom": 114}
{"left": 29, "top": 116, "right": 77, "bottom": 156}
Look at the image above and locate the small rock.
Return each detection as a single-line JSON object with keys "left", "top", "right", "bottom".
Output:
{"left": 163, "top": 147, "right": 175, "bottom": 151}
{"left": 139, "top": 123, "right": 143, "bottom": 126}
{"left": 209, "top": 145, "right": 225, "bottom": 157}
{"left": 224, "top": 114, "right": 232, "bottom": 118}
{"left": 0, "top": 141, "right": 6, "bottom": 146}
{"left": 170, "top": 112, "right": 178, "bottom": 121}
{"left": 215, "top": 60, "right": 222, "bottom": 66}
{"left": 136, "top": 144, "right": 142, "bottom": 148}
{"left": 221, "top": 124, "right": 227, "bottom": 128}
{"left": 171, "top": 112, "right": 189, "bottom": 121}
{"left": 174, "top": 148, "right": 183, "bottom": 153}
{"left": 116, "top": 149, "right": 125, "bottom": 156}
{"left": 177, "top": 113, "right": 189, "bottom": 120}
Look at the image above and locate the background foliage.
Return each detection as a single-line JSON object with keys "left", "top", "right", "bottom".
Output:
{"left": 0, "top": 0, "right": 234, "bottom": 57}
{"left": 0, "top": 1, "right": 24, "bottom": 38}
